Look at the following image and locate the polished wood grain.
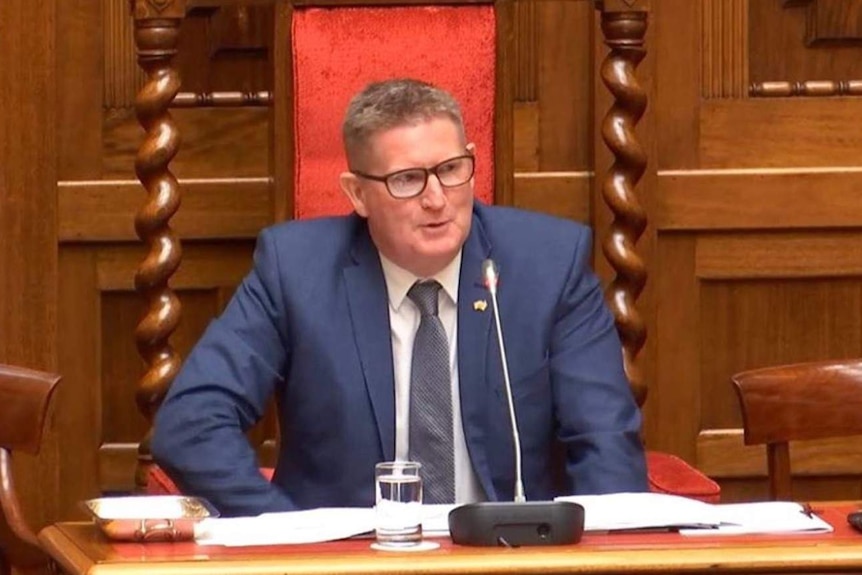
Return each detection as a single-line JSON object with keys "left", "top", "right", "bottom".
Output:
{"left": 732, "top": 360, "right": 862, "bottom": 500}
{"left": 701, "top": 0, "right": 748, "bottom": 99}
{"left": 0, "top": 365, "right": 61, "bottom": 575}
{"left": 597, "top": 7, "right": 649, "bottom": 406}
{"left": 656, "top": 168, "right": 862, "bottom": 230}
{"left": 58, "top": 179, "right": 271, "bottom": 242}
{"left": 0, "top": 0, "right": 62, "bottom": 536}
{"left": 131, "top": 0, "right": 187, "bottom": 491}
{"left": 803, "top": 0, "right": 862, "bottom": 44}
{"left": 700, "top": 100, "right": 862, "bottom": 168}
{"left": 697, "top": 429, "right": 862, "bottom": 480}
{"left": 36, "top": 503, "right": 862, "bottom": 575}
{"left": 750, "top": 0, "right": 862, "bottom": 84}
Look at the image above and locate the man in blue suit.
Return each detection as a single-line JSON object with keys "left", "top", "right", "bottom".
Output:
{"left": 152, "top": 78, "right": 648, "bottom": 517}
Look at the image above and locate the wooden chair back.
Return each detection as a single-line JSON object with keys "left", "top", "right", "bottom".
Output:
{"left": 731, "top": 359, "right": 862, "bottom": 500}
{"left": 0, "top": 364, "right": 61, "bottom": 575}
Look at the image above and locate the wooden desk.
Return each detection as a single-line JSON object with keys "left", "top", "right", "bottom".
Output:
{"left": 39, "top": 504, "right": 862, "bottom": 575}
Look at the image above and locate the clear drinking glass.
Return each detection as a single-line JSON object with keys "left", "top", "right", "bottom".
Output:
{"left": 374, "top": 461, "right": 423, "bottom": 547}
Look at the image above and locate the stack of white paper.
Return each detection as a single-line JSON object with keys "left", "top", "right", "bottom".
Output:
{"left": 195, "top": 504, "right": 456, "bottom": 547}
{"left": 554, "top": 492, "right": 833, "bottom": 535}
{"left": 195, "top": 493, "right": 833, "bottom": 547}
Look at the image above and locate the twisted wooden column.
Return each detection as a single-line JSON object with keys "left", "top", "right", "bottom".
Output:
{"left": 596, "top": 0, "right": 649, "bottom": 406}
{"left": 131, "top": 0, "right": 187, "bottom": 490}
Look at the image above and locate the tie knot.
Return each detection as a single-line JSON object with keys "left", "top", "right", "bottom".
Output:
{"left": 408, "top": 280, "right": 442, "bottom": 316}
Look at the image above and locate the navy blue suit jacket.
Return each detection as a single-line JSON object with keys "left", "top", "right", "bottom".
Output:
{"left": 152, "top": 202, "right": 648, "bottom": 516}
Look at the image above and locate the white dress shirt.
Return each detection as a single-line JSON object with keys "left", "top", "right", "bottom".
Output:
{"left": 379, "top": 252, "right": 485, "bottom": 504}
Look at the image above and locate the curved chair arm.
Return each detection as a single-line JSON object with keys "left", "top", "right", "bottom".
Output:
{"left": 0, "top": 364, "right": 61, "bottom": 575}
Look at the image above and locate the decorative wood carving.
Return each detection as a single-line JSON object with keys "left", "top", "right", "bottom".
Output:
{"left": 750, "top": 79, "right": 862, "bottom": 97}
{"left": 105, "top": 0, "right": 147, "bottom": 110}
{"left": 783, "top": 0, "right": 862, "bottom": 45}
{"left": 702, "top": 0, "right": 748, "bottom": 99}
{"left": 171, "top": 90, "right": 272, "bottom": 106}
{"left": 131, "top": 0, "right": 187, "bottom": 491}
{"left": 596, "top": 2, "right": 649, "bottom": 406}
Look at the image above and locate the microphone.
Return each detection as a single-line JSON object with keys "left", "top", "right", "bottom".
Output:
{"left": 447, "top": 258, "right": 584, "bottom": 547}
{"left": 482, "top": 259, "right": 525, "bottom": 503}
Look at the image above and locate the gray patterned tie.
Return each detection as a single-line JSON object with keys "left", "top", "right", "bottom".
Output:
{"left": 407, "top": 280, "right": 455, "bottom": 504}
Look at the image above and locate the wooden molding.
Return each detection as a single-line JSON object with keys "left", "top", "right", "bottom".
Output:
{"left": 208, "top": 5, "right": 269, "bottom": 56}
{"left": 514, "top": 0, "right": 537, "bottom": 102}
{"left": 751, "top": 80, "right": 862, "bottom": 98}
{"left": 697, "top": 429, "right": 862, "bottom": 479}
{"left": 783, "top": 0, "right": 862, "bottom": 45}
{"left": 104, "top": 0, "right": 146, "bottom": 110}
{"left": 702, "top": 0, "right": 748, "bottom": 99}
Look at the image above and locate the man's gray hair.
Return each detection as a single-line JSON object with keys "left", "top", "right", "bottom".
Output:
{"left": 342, "top": 78, "right": 465, "bottom": 169}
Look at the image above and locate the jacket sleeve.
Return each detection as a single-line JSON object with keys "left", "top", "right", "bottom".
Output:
{"left": 550, "top": 228, "right": 649, "bottom": 494}
{"left": 151, "top": 228, "right": 296, "bottom": 516}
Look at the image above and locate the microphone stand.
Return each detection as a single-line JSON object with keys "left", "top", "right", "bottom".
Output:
{"left": 447, "top": 259, "right": 585, "bottom": 547}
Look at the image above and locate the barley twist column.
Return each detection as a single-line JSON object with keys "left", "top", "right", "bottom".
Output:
{"left": 131, "top": 0, "right": 187, "bottom": 490}
{"left": 596, "top": 0, "right": 649, "bottom": 406}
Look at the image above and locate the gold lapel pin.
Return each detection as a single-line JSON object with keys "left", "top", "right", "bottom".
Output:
{"left": 473, "top": 299, "right": 488, "bottom": 312}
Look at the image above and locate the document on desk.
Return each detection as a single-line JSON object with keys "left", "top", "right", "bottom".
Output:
{"left": 554, "top": 492, "right": 833, "bottom": 535}
{"left": 194, "top": 504, "right": 456, "bottom": 547}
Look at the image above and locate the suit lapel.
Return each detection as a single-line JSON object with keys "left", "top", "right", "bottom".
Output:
{"left": 457, "top": 212, "right": 497, "bottom": 500}
{"left": 344, "top": 228, "right": 396, "bottom": 462}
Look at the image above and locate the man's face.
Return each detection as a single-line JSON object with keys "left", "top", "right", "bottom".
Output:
{"left": 340, "top": 117, "right": 474, "bottom": 278}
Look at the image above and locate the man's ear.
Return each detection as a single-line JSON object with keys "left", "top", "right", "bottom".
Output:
{"left": 339, "top": 172, "right": 369, "bottom": 217}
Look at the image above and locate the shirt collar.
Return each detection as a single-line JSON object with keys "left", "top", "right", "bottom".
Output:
{"left": 379, "top": 251, "right": 462, "bottom": 312}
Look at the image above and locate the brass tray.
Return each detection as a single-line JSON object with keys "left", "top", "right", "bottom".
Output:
{"left": 82, "top": 495, "right": 218, "bottom": 542}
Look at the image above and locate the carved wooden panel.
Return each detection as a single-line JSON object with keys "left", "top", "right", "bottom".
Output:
{"left": 104, "top": 0, "right": 146, "bottom": 110}
{"left": 749, "top": 0, "right": 862, "bottom": 88}
{"left": 799, "top": 0, "right": 862, "bottom": 45}
{"left": 508, "top": 0, "right": 593, "bottom": 223}
{"left": 58, "top": 242, "right": 270, "bottom": 499}
{"left": 701, "top": 0, "right": 748, "bottom": 99}
{"left": 102, "top": 2, "right": 272, "bottom": 180}
{"left": 651, "top": 233, "right": 862, "bottom": 502}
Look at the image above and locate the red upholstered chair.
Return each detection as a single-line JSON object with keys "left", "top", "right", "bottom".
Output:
{"left": 0, "top": 364, "right": 61, "bottom": 575}
{"left": 132, "top": 0, "right": 717, "bottom": 502}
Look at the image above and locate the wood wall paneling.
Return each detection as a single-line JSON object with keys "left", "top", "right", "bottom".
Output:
{"left": 655, "top": 0, "right": 700, "bottom": 169}
{"left": 0, "top": 0, "right": 60, "bottom": 531}
{"left": 700, "top": 100, "right": 862, "bottom": 168}
{"left": 536, "top": 0, "right": 593, "bottom": 172}
{"left": 513, "top": 173, "right": 591, "bottom": 223}
{"left": 58, "top": 0, "right": 103, "bottom": 179}
{"left": 657, "top": 169, "right": 862, "bottom": 230}
{"left": 57, "top": 248, "right": 102, "bottom": 518}
{"left": 701, "top": 0, "right": 748, "bottom": 99}
{"left": 58, "top": 179, "right": 272, "bottom": 242}
{"left": 649, "top": 233, "right": 700, "bottom": 460}
{"left": 804, "top": 0, "right": 862, "bottom": 45}
{"left": 749, "top": 0, "right": 862, "bottom": 84}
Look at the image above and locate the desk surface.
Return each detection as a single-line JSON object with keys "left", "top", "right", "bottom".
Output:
{"left": 39, "top": 503, "right": 862, "bottom": 575}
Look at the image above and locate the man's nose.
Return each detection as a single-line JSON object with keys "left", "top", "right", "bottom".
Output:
{"left": 422, "top": 174, "right": 447, "bottom": 207}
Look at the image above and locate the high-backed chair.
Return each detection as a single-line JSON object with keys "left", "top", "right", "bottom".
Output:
{"left": 131, "top": 0, "right": 718, "bottom": 502}
{"left": 731, "top": 360, "right": 862, "bottom": 501}
{"left": 0, "top": 364, "right": 61, "bottom": 575}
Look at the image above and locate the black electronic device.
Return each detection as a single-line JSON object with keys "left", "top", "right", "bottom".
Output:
{"left": 849, "top": 510, "right": 862, "bottom": 534}
{"left": 447, "top": 259, "right": 585, "bottom": 547}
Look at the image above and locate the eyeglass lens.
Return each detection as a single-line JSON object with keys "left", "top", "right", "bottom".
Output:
{"left": 388, "top": 156, "right": 473, "bottom": 197}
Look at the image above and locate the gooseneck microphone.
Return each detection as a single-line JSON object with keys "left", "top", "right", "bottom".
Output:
{"left": 447, "top": 258, "right": 585, "bottom": 547}
{"left": 481, "top": 259, "right": 525, "bottom": 503}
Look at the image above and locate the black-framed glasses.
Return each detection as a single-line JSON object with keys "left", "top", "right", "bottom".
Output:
{"left": 352, "top": 154, "right": 475, "bottom": 199}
